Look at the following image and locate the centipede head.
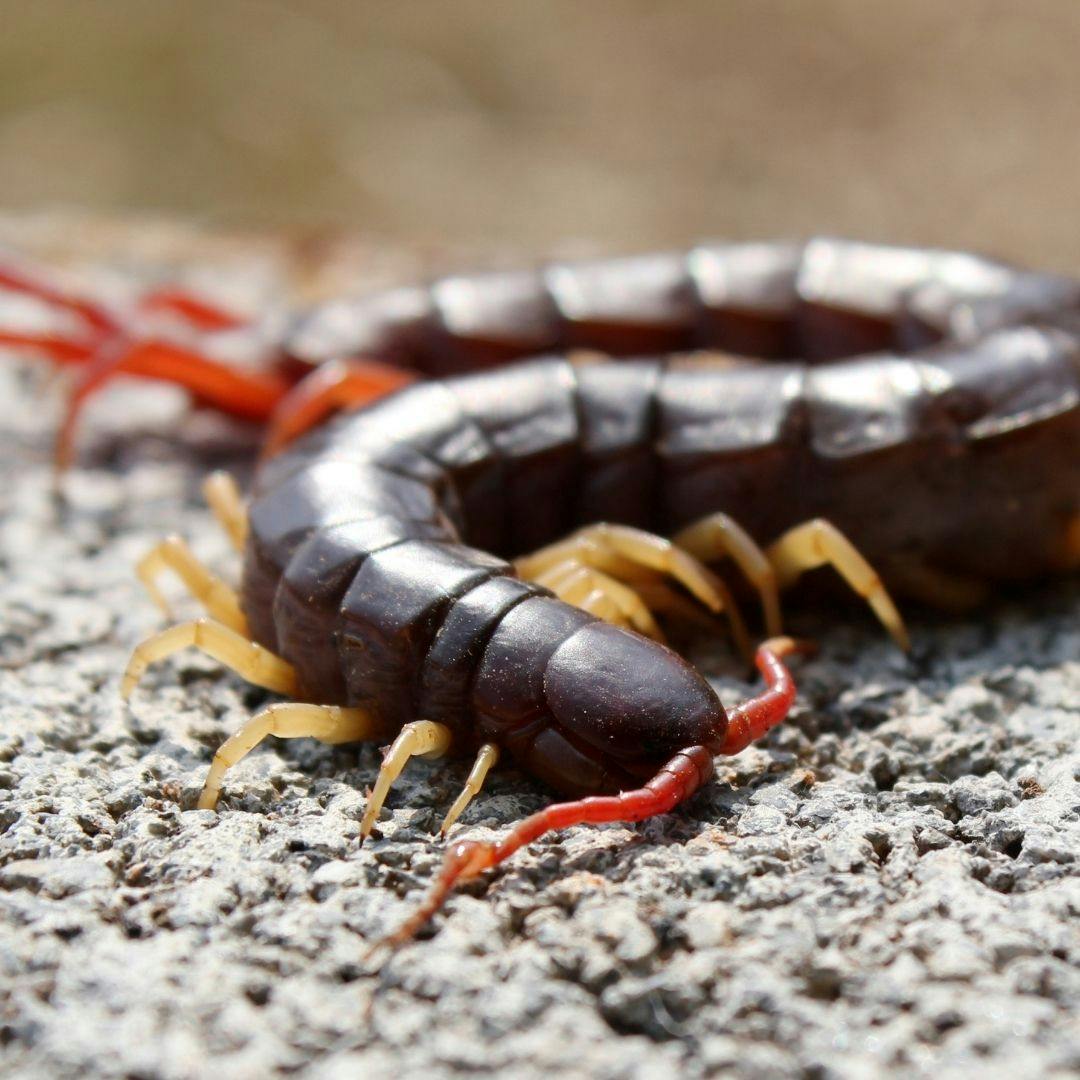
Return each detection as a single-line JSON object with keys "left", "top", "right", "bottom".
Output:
{"left": 543, "top": 621, "right": 730, "bottom": 763}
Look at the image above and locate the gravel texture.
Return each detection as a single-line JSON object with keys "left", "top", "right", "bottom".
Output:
{"left": 0, "top": 238, "right": 1078, "bottom": 1080}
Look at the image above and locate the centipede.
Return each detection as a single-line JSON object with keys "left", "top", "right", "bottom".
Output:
{"left": 3, "top": 237, "right": 1078, "bottom": 949}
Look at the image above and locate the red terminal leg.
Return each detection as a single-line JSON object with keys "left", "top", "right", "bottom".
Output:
{"left": 2, "top": 264, "right": 415, "bottom": 466}
{"left": 1, "top": 264, "right": 244, "bottom": 339}
{"left": 55, "top": 340, "right": 292, "bottom": 470}
{"left": 0, "top": 263, "right": 116, "bottom": 365}
{"left": 375, "top": 636, "right": 810, "bottom": 954}
{"left": 2, "top": 265, "right": 412, "bottom": 466}
{"left": 136, "top": 287, "right": 248, "bottom": 332}
{"left": 0, "top": 331, "right": 95, "bottom": 365}
{"left": 1, "top": 264, "right": 295, "bottom": 468}
{"left": 262, "top": 357, "right": 417, "bottom": 458}
{"left": 0, "top": 264, "right": 118, "bottom": 337}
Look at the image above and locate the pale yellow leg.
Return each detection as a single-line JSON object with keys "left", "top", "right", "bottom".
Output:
{"left": 203, "top": 471, "right": 248, "bottom": 552}
{"left": 439, "top": 742, "right": 500, "bottom": 836}
{"left": 517, "top": 525, "right": 725, "bottom": 610}
{"left": 121, "top": 618, "right": 298, "bottom": 699}
{"left": 674, "top": 513, "right": 782, "bottom": 638}
{"left": 359, "top": 720, "right": 453, "bottom": 839}
{"left": 533, "top": 561, "right": 665, "bottom": 641}
{"left": 136, "top": 535, "right": 248, "bottom": 633}
{"left": 516, "top": 523, "right": 751, "bottom": 660}
{"left": 199, "top": 702, "right": 381, "bottom": 810}
{"left": 765, "top": 519, "right": 910, "bottom": 651}
{"left": 575, "top": 588, "right": 644, "bottom": 635}
{"left": 631, "top": 579, "right": 725, "bottom": 633}
{"left": 541, "top": 567, "right": 630, "bottom": 629}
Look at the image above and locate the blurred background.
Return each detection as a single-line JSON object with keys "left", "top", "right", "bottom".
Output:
{"left": 1, "top": 0, "right": 1079, "bottom": 268}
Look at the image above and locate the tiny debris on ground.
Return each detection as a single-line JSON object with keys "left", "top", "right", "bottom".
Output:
{"left": 0, "top": 227, "right": 1077, "bottom": 1080}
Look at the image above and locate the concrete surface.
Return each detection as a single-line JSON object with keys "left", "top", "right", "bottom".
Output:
{"left": 0, "top": 248, "right": 1078, "bottom": 1080}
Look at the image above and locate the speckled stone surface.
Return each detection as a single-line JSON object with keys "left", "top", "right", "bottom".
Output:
{"left": 0, "top": 243, "right": 1077, "bottom": 1080}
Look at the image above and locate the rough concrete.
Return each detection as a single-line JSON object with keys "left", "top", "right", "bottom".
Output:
{"left": 0, "top": 249, "right": 1078, "bottom": 1080}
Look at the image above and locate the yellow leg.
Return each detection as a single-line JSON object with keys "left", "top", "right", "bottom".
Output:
{"left": 439, "top": 742, "right": 500, "bottom": 836}
{"left": 360, "top": 720, "right": 453, "bottom": 840}
{"left": 765, "top": 519, "right": 909, "bottom": 651}
{"left": 674, "top": 512, "right": 782, "bottom": 637}
{"left": 533, "top": 561, "right": 665, "bottom": 641}
{"left": 199, "top": 702, "right": 381, "bottom": 810}
{"left": 516, "top": 524, "right": 725, "bottom": 610}
{"left": 136, "top": 535, "right": 248, "bottom": 633}
{"left": 631, "top": 579, "right": 726, "bottom": 633}
{"left": 203, "top": 471, "right": 248, "bottom": 552}
{"left": 516, "top": 523, "right": 751, "bottom": 661}
{"left": 121, "top": 618, "right": 298, "bottom": 699}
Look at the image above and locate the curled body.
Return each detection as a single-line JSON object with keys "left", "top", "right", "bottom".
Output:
{"left": 16, "top": 237, "right": 1076, "bottom": 945}
{"left": 243, "top": 268, "right": 1079, "bottom": 797}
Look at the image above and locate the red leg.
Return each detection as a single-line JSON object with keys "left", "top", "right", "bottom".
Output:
{"left": 1, "top": 264, "right": 245, "bottom": 336}
{"left": 55, "top": 340, "right": 292, "bottom": 469}
{"left": 376, "top": 745, "right": 716, "bottom": 952}
{"left": 0, "top": 331, "right": 95, "bottom": 365}
{"left": 717, "top": 635, "right": 812, "bottom": 755}
{"left": 0, "top": 263, "right": 114, "bottom": 365}
{"left": 375, "top": 637, "right": 811, "bottom": 953}
{"left": 0, "top": 264, "right": 117, "bottom": 337}
{"left": 262, "top": 357, "right": 416, "bottom": 458}
{"left": 1, "top": 266, "right": 246, "bottom": 359}
{"left": 1, "top": 263, "right": 299, "bottom": 469}
{"left": 137, "top": 287, "right": 247, "bottom": 332}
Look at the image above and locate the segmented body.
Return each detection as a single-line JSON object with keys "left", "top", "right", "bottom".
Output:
{"left": 279, "top": 237, "right": 1078, "bottom": 377}
{"left": 241, "top": 238, "right": 1080, "bottom": 798}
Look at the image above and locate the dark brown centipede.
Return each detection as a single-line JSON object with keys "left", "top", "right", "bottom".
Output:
{"left": 4, "top": 237, "right": 1078, "bottom": 947}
